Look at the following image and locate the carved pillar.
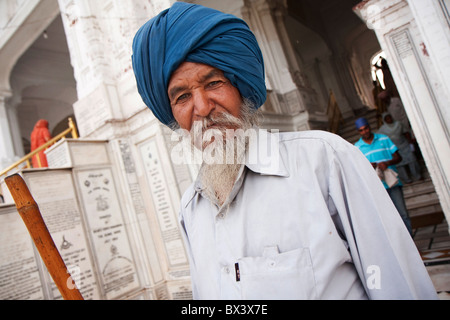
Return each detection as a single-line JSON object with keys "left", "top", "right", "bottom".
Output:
{"left": 0, "top": 89, "right": 19, "bottom": 169}
{"left": 243, "top": 0, "right": 306, "bottom": 117}
{"left": 242, "top": 0, "right": 331, "bottom": 131}
{"left": 270, "top": 0, "right": 326, "bottom": 128}
{"left": 57, "top": 0, "right": 171, "bottom": 139}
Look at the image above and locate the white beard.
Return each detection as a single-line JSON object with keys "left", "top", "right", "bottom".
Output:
{"left": 199, "top": 134, "right": 246, "bottom": 205}
{"left": 199, "top": 161, "right": 242, "bottom": 206}
{"left": 196, "top": 100, "right": 259, "bottom": 206}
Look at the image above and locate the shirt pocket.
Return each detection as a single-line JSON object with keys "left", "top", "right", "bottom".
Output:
{"left": 237, "top": 246, "right": 317, "bottom": 300}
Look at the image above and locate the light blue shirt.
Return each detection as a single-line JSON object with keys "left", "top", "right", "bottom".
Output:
{"left": 355, "top": 133, "right": 401, "bottom": 188}
{"left": 179, "top": 130, "right": 437, "bottom": 300}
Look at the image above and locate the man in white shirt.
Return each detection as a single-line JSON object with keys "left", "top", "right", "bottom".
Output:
{"left": 132, "top": 2, "right": 437, "bottom": 300}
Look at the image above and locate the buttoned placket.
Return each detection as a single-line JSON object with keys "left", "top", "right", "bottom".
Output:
{"left": 207, "top": 164, "right": 247, "bottom": 298}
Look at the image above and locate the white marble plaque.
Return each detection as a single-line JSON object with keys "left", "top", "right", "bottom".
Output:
{"left": 75, "top": 167, "right": 140, "bottom": 299}
{"left": 73, "top": 86, "right": 113, "bottom": 137}
{"left": 114, "top": 139, "right": 164, "bottom": 283}
{"left": 46, "top": 140, "right": 72, "bottom": 168}
{"left": 0, "top": 205, "right": 45, "bottom": 300}
{"left": 168, "top": 282, "right": 193, "bottom": 300}
{"left": 24, "top": 170, "right": 101, "bottom": 300}
{"left": 70, "top": 142, "right": 109, "bottom": 167}
{"left": 46, "top": 140, "right": 110, "bottom": 168}
{"left": 139, "top": 139, "right": 188, "bottom": 267}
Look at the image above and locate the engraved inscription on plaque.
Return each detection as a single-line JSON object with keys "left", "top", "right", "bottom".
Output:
{"left": 24, "top": 170, "right": 101, "bottom": 300}
{"left": 46, "top": 140, "right": 72, "bottom": 168}
{"left": 75, "top": 167, "right": 140, "bottom": 299}
{"left": 115, "top": 139, "right": 165, "bottom": 283}
{"left": 139, "top": 139, "right": 188, "bottom": 267}
{"left": 169, "top": 283, "right": 193, "bottom": 300}
{"left": 0, "top": 205, "right": 45, "bottom": 300}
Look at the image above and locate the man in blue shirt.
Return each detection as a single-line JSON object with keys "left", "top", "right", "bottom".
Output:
{"left": 355, "top": 117, "right": 413, "bottom": 235}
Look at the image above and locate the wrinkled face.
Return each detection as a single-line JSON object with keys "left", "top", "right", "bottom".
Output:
{"left": 168, "top": 62, "right": 243, "bottom": 131}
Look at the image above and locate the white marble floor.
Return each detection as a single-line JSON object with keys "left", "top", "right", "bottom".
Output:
{"left": 412, "top": 219, "right": 450, "bottom": 299}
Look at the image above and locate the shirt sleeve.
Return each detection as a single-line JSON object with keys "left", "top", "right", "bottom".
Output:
{"left": 178, "top": 209, "right": 200, "bottom": 300}
{"left": 328, "top": 139, "right": 437, "bottom": 299}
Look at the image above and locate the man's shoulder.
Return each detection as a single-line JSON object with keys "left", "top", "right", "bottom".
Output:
{"left": 279, "top": 130, "right": 343, "bottom": 142}
{"left": 373, "top": 133, "right": 394, "bottom": 146}
{"left": 374, "top": 133, "right": 388, "bottom": 139}
{"left": 278, "top": 130, "right": 353, "bottom": 151}
{"left": 354, "top": 137, "right": 364, "bottom": 148}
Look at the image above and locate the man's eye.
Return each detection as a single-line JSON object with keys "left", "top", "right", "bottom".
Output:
{"left": 176, "top": 93, "right": 190, "bottom": 103}
{"left": 207, "top": 80, "right": 223, "bottom": 88}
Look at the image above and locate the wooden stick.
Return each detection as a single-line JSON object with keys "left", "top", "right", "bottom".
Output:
{"left": 5, "top": 174, "right": 84, "bottom": 300}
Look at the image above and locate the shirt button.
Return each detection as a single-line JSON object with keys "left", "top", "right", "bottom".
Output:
{"left": 223, "top": 266, "right": 230, "bottom": 274}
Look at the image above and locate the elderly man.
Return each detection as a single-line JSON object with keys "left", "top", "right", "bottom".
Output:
{"left": 132, "top": 2, "right": 436, "bottom": 300}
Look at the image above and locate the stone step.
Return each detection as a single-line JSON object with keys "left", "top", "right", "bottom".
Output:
{"left": 403, "top": 179, "right": 436, "bottom": 198}
{"left": 409, "top": 203, "right": 443, "bottom": 218}
{"left": 413, "top": 227, "right": 448, "bottom": 241}
{"left": 404, "top": 181, "right": 443, "bottom": 229}
{"left": 405, "top": 190, "right": 440, "bottom": 210}
{"left": 411, "top": 211, "right": 445, "bottom": 229}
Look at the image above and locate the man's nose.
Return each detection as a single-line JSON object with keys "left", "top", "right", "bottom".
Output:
{"left": 193, "top": 90, "right": 214, "bottom": 119}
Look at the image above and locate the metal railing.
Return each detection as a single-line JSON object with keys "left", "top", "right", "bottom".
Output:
{"left": 0, "top": 117, "right": 79, "bottom": 179}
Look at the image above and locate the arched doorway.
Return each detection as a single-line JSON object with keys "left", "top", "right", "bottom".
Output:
{"left": 9, "top": 14, "right": 77, "bottom": 159}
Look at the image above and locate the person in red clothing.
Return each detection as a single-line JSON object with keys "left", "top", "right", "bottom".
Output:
{"left": 30, "top": 119, "right": 52, "bottom": 168}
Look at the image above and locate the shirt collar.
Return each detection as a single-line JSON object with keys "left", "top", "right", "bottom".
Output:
{"left": 192, "top": 129, "right": 289, "bottom": 194}
{"left": 186, "top": 128, "right": 289, "bottom": 207}
{"left": 358, "top": 133, "right": 381, "bottom": 146}
{"left": 244, "top": 129, "right": 290, "bottom": 177}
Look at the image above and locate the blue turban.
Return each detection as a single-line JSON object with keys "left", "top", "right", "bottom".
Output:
{"left": 355, "top": 117, "right": 369, "bottom": 129}
{"left": 132, "top": 2, "right": 266, "bottom": 126}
